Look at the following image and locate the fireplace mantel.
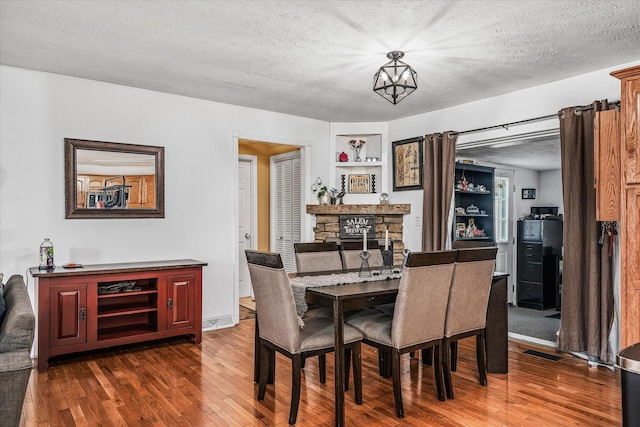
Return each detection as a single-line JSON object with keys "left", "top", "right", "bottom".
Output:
{"left": 306, "top": 203, "right": 410, "bottom": 215}
{"left": 306, "top": 203, "right": 411, "bottom": 265}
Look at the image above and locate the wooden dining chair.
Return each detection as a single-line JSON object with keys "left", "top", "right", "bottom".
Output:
{"left": 346, "top": 250, "right": 457, "bottom": 417}
{"left": 293, "top": 242, "right": 343, "bottom": 319}
{"left": 442, "top": 247, "right": 497, "bottom": 400}
{"left": 245, "top": 249, "right": 363, "bottom": 425}
{"left": 340, "top": 239, "right": 384, "bottom": 270}
{"left": 294, "top": 242, "right": 343, "bottom": 273}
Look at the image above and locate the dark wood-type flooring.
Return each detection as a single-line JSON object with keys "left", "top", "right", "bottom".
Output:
{"left": 21, "top": 318, "right": 622, "bottom": 426}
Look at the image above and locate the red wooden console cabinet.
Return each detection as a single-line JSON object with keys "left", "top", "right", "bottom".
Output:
{"left": 30, "top": 259, "right": 207, "bottom": 372}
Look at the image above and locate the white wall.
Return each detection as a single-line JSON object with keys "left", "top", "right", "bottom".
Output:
{"left": 0, "top": 66, "right": 329, "bottom": 331}
{"left": 386, "top": 60, "right": 639, "bottom": 251}
{"left": 538, "top": 169, "right": 564, "bottom": 215}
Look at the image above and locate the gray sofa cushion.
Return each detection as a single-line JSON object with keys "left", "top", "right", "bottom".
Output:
{"left": 0, "top": 291, "right": 5, "bottom": 325}
{"left": 0, "top": 275, "right": 35, "bottom": 356}
{"left": 0, "top": 277, "right": 6, "bottom": 331}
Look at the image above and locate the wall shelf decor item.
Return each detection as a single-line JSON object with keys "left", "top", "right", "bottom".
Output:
{"left": 522, "top": 188, "right": 537, "bottom": 199}
{"left": 348, "top": 174, "right": 370, "bottom": 194}
{"left": 65, "top": 138, "right": 165, "bottom": 219}
{"left": 339, "top": 215, "right": 375, "bottom": 239}
{"left": 392, "top": 136, "right": 424, "bottom": 191}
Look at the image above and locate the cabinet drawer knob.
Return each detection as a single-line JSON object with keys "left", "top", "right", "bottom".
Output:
{"left": 79, "top": 308, "right": 86, "bottom": 321}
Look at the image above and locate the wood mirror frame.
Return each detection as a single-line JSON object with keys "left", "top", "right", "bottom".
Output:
{"left": 65, "top": 138, "right": 165, "bottom": 219}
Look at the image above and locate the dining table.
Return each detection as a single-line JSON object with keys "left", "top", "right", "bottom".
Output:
{"left": 253, "top": 270, "right": 509, "bottom": 427}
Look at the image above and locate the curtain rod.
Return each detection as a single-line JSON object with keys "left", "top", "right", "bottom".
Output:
{"left": 449, "top": 100, "right": 620, "bottom": 137}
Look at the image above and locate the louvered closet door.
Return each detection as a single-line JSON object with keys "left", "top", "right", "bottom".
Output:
{"left": 272, "top": 152, "right": 301, "bottom": 272}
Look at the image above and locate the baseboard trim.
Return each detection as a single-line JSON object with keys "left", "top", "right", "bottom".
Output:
{"left": 202, "top": 315, "right": 234, "bottom": 331}
{"left": 508, "top": 332, "right": 557, "bottom": 349}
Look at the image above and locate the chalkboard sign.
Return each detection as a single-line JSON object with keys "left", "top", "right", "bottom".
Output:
{"left": 340, "top": 215, "right": 375, "bottom": 239}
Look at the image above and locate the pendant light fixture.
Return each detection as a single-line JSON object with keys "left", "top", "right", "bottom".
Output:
{"left": 373, "top": 51, "right": 417, "bottom": 104}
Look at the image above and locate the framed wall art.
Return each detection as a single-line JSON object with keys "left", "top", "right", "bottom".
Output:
{"left": 522, "top": 188, "right": 536, "bottom": 199}
{"left": 348, "top": 174, "right": 370, "bottom": 194}
{"left": 392, "top": 136, "right": 424, "bottom": 191}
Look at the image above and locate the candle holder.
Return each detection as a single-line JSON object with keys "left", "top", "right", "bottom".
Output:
{"left": 402, "top": 249, "right": 411, "bottom": 268}
{"left": 380, "top": 249, "right": 393, "bottom": 276}
{"left": 359, "top": 251, "right": 372, "bottom": 278}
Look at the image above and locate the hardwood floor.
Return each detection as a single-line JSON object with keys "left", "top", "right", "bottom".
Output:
{"left": 21, "top": 318, "right": 622, "bottom": 426}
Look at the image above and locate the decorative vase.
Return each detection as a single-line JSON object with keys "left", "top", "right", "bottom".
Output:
{"left": 319, "top": 194, "right": 330, "bottom": 205}
{"left": 354, "top": 146, "right": 362, "bottom": 162}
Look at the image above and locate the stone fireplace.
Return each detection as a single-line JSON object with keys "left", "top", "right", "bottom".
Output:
{"left": 306, "top": 204, "right": 411, "bottom": 265}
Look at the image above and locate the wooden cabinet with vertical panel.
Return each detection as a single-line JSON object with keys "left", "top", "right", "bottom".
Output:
{"left": 594, "top": 109, "right": 620, "bottom": 220}
{"left": 142, "top": 175, "right": 155, "bottom": 208}
{"left": 126, "top": 176, "right": 143, "bottom": 207}
{"left": 32, "top": 260, "right": 206, "bottom": 372}
{"left": 124, "top": 175, "right": 155, "bottom": 208}
{"left": 49, "top": 283, "right": 88, "bottom": 348}
{"left": 611, "top": 65, "right": 640, "bottom": 349}
{"left": 166, "top": 274, "right": 196, "bottom": 330}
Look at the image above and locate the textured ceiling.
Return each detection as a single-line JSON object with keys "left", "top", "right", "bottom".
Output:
{"left": 456, "top": 134, "right": 561, "bottom": 171}
{"left": 1, "top": 0, "right": 640, "bottom": 125}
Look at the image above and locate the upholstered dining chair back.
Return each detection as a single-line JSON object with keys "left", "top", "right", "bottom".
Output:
{"left": 245, "top": 250, "right": 301, "bottom": 354}
{"left": 340, "top": 240, "right": 384, "bottom": 270}
{"left": 294, "top": 242, "right": 343, "bottom": 273}
{"left": 390, "top": 250, "right": 457, "bottom": 349}
{"left": 444, "top": 247, "right": 497, "bottom": 337}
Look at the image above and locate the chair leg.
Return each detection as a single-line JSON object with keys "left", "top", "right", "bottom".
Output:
{"left": 433, "top": 344, "right": 445, "bottom": 402}
{"left": 353, "top": 344, "right": 362, "bottom": 405}
{"left": 318, "top": 354, "right": 326, "bottom": 384}
{"left": 254, "top": 318, "right": 260, "bottom": 383}
{"left": 258, "top": 341, "right": 270, "bottom": 400}
{"left": 450, "top": 341, "right": 458, "bottom": 372}
{"left": 391, "top": 350, "right": 404, "bottom": 418}
{"left": 443, "top": 338, "right": 454, "bottom": 400}
{"left": 422, "top": 347, "right": 433, "bottom": 366}
{"left": 254, "top": 317, "right": 275, "bottom": 384}
{"left": 301, "top": 355, "right": 306, "bottom": 369}
{"left": 378, "top": 350, "right": 386, "bottom": 376}
{"left": 344, "top": 349, "right": 351, "bottom": 391}
{"left": 381, "top": 350, "right": 392, "bottom": 378}
{"left": 476, "top": 333, "right": 488, "bottom": 386}
{"left": 290, "top": 355, "right": 302, "bottom": 425}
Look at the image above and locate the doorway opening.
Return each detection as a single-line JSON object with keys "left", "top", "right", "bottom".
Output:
{"left": 236, "top": 139, "right": 303, "bottom": 320}
{"left": 456, "top": 129, "right": 563, "bottom": 348}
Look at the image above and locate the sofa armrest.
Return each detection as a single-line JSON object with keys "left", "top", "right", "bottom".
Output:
{"left": 0, "top": 350, "right": 33, "bottom": 372}
{"left": 0, "top": 275, "right": 36, "bottom": 356}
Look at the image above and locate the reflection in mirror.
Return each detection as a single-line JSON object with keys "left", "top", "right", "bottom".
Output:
{"left": 65, "top": 139, "right": 164, "bottom": 219}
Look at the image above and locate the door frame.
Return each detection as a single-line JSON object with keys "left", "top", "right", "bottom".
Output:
{"left": 238, "top": 154, "right": 258, "bottom": 298}
{"left": 232, "top": 131, "right": 310, "bottom": 324}
{"left": 494, "top": 168, "right": 516, "bottom": 303}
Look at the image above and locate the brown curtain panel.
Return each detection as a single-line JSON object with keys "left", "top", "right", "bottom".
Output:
{"left": 422, "top": 132, "right": 457, "bottom": 251}
{"left": 558, "top": 100, "right": 614, "bottom": 362}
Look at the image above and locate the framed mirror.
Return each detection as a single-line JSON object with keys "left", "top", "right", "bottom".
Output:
{"left": 65, "top": 138, "right": 165, "bottom": 219}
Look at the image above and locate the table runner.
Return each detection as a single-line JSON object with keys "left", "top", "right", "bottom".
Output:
{"left": 290, "top": 271, "right": 402, "bottom": 316}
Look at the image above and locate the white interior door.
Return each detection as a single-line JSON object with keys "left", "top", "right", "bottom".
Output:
{"left": 238, "top": 156, "right": 257, "bottom": 298}
{"left": 494, "top": 169, "right": 516, "bottom": 303}
{"left": 271, "top": 151, "right": 301, "bottom": 272}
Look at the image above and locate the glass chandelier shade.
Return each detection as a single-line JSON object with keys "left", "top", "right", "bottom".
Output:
{"left": 373, "top": 51, "right": 418, "bottom": 104}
